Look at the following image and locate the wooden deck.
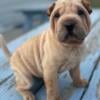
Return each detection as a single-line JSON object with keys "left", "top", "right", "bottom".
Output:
{"left": 0, "top": 9, "right": 100, "bottom": 100}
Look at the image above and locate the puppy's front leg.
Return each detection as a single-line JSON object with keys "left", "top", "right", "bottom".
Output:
{"left": 43, "top": 66, "right": 61, "bottom": 100}
{"left": 69, "top": 66, "right": 88, "bottom": 87}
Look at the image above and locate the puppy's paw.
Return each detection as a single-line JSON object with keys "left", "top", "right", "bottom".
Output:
{"left": 24, "top": 95, "right": 35, "bottom": 100}
{"left": 23, "top": 92, "right": 35, "bottom": 100}
{"left": 48, "top": 95, "right": 61, "bottom": 100}
{"left": 73, "top": 79, "right": 88, "bottom": 88}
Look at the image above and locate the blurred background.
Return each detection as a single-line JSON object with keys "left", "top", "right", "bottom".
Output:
{"left": 0, "top": 0, "right": 99, "bottom": 42}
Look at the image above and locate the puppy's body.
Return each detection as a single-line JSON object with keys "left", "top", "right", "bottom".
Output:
{"left": 11, "top": 28, "right": 84, "bottom": 78}
{"left": 0, "top": 0, "right": 92, "bottom": 100}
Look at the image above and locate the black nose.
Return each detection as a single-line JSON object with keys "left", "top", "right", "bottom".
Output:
{"left": 65, "top": 22, "right": 75, "bottom": 31}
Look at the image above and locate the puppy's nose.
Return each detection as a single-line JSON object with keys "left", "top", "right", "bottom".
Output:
{"left": 65, "top": 22, "right": 75, "bottom": 31}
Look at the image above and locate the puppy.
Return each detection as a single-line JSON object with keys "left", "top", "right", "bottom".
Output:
{"left": 0, "top": 0, "right": 92, "bottom": 100}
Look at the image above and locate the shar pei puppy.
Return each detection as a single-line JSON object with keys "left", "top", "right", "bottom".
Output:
{"left": 0, "top": 0, "right": 92, "bottom": 100}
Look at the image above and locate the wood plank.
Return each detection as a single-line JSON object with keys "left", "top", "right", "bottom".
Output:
{"left": 0, "top": 75, "right": 22, "bottom": 100}
{"left": 0, "top": 9, "right": 100, "bottom": 100}
{"left": 82, "top": 60, "right": 100, "bottom": 100}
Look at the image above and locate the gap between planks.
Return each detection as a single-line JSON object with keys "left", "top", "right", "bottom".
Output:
{"left": 80, "top": 54, "right": 100, "bottom": 100}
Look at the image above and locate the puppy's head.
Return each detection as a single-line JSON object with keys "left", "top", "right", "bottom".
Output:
{"left": 48, "top": 0, "right": 92, "bottom": 45}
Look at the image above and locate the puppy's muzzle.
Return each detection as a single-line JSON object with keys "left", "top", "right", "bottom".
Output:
{"left": 59, "top": 18, "right": 86, "bottom": 43}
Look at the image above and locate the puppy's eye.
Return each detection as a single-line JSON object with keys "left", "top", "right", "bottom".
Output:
{"left": 54, "top": 12, "right": 60, "bottom": 19}
{"left": 78, "top": 9, "right": 84, "bottom": 16}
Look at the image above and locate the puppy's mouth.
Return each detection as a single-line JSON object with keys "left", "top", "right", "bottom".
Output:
{"left": 59, "top": 31, "right": 85, "bottom": 44}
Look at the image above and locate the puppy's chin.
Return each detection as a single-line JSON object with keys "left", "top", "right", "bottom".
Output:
{"left": 65, "top": 37, "right": 84, "bottom": 45}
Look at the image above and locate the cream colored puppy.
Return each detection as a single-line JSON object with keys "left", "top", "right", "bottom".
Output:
{"left": 0, "top": 0, "right": 92, "bottom": 100}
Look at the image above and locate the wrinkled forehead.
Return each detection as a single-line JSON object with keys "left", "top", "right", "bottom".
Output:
{"left": 54, "top": 0, "right": 84, "bottom": 12}
{"left": 56, "top": 0, "right": 81, "bottom": 4}
{"left": 55, "top": 0, "right": 82, "bottom": 7}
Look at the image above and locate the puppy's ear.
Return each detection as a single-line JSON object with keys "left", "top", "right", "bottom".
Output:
{"left": 47, "top": 3, "right": 55, "bottom": 17}
{"left": 81, "top": 0, "right": 92, "bottom": 14}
